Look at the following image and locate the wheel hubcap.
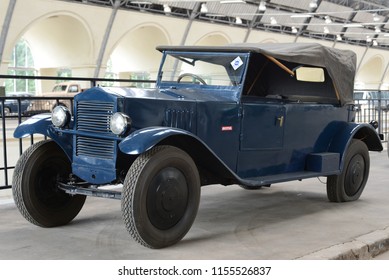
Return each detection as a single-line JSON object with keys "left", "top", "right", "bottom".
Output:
{"left": 35, "top": 159, "right": 71, "bottom": 208}
{"left": 345, "top": 154, "right": 365, "bottom": 196}
{"left": 147, "top": 167, "right": 188, "bottom": 230}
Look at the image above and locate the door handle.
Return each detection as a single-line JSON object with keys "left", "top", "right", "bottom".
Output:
{"left": 277, "top": 116, "right": 284, "bottom": 127}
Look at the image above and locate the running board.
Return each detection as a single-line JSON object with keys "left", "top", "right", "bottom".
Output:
{"left": 57, "top": 183, "right": 122, "bottom": 200}
{"left": 240, "top": 170, "right": 339, "bottom": 187}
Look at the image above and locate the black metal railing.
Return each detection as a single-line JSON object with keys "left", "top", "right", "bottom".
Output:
{"left": 0, "top": 75, "right": 156, "bottom": 190}
{"left": 1, "top": 75, "right": 388, "bottom": 190}
{"left": 354, "top": 91, "right": 389, "bottom": 141}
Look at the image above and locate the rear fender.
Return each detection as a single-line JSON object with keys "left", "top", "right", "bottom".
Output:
{"left": 329, "top": 122, "right": 383, "bottom": 170}
{"left": 13, "top": 114, "right": 73, "bottom": 159}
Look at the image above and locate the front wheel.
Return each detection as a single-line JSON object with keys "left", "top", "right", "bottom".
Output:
{"left": 121, "top": 145, "right": 200, "bottom": 249}
{"left": 326, "top": 139, "right": 370, "bottom": 202}
{"left": 12, "top": 140, "right": 86, "bottom": 227}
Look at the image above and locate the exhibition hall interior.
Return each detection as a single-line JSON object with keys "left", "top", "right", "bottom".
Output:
{"left": 1, "top": 0, "right": 389, "bottom": 262}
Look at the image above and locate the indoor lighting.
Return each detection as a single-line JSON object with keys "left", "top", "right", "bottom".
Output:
{"left": 200, "top": 3, "right": 208, "bottom": 13}
{"left": 343, "top": 23, "right": 363, "bottom": 28}
{"left": 235, "top": 17, "right": 243, "bottom": 24}
{"left": 291, "top": 14, "right": 312, "bottom": 18}
{"left": 309, "top": 0, "right": 318, "bottom": 9}
{"left": 325, "top": 16, "right": 332, "bottom": 24}
{"left": 220, "top": 0, "right": 245, "bottom": 3}
{"left": 270, "top": 17, "right": 277, "bottom": 25}
{"left": 163, "top": 4, "right": 171, "bottom": 14}
{"left": 259, "top": 1, "right": 266, "bottom": 12}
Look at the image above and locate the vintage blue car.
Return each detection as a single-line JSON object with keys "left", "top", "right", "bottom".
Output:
{"left": 12, "top": 43, "right": 383, "bottom": 248}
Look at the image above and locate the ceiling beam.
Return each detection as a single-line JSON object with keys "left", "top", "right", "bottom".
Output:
{"left": 0, "top": 0, "right": 17, "bottom": 63}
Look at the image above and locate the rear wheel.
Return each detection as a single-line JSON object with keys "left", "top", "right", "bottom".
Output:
{"left": 121, "top": 145, "right": 200, "bottom": 248}
{"left": 327, "top": 139, "right": 370, "bottom": 202}
{"left": 12, "top": 140, "right": 86, "bottom": 227}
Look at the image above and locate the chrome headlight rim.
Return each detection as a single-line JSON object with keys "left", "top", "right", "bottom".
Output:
{"left": 51, "top": 105, "right": 71, "bottom": 128}
{"left": 110, "top": 112, "right": 131, "bottom": 135}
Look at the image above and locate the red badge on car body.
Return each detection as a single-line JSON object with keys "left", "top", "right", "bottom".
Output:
{"left": 221, "top": 126, "right": 233, "bottom": 131}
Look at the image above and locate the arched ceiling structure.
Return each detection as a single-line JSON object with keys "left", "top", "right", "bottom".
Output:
{"left": 65, "top": 0, "right": 389, "bottom": 49}
{"left": 110, "top": 25, "right": 169, "bottom": 75}
{"left": 1, "top": 0, "right": 388, "bottom": 89}
{"left": 23, "top": 14, "right": 93, "bottom": 68}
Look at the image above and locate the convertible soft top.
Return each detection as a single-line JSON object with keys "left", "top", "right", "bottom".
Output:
{"left": 157, "top": 43, "right": 356, "bottom": 106}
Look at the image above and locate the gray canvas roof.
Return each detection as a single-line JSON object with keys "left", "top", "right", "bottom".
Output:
{"left": 157, "top": 43, "right": 357, "bottom": 105}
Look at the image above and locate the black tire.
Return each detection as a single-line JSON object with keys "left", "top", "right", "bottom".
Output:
{"left": 327, "top": 139, "right": 370, "bottom": 202}
{"left": 12, "top": 140, "right": 86, "bottom": 227}
{"left": 121, "top": 145, "right": 201, "bottom": 249}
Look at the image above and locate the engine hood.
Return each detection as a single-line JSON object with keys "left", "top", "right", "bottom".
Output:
{"left": 92, "top": 86, "right": 239, "bottom": 102}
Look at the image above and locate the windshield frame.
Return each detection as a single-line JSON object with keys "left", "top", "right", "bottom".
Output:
{"left": 157, "top": 50, "right": 249, "bottom": 90}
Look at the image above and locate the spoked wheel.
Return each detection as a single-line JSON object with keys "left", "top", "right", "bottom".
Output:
{"left": 12, "top": 140, "right": 86, "bottom": 227}
{"left": 327, "top": 139, "right": 370, "bottom": 202}
{"left": 121, "top": 145, "right": 201, "bottom": 249}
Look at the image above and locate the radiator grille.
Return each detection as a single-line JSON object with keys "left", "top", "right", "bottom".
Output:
{"left": 76, "top": 101, "right": 114, "bottom": 133}
{"left": 76, "top": 136, "right": 115, "bottom": 159}
{"left": 76, "top": 100, "right": 115, "bottom": 159}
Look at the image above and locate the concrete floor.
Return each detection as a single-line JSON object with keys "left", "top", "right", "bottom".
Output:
{"left": 1, "top": 149, "right": 389, "bottom": 260}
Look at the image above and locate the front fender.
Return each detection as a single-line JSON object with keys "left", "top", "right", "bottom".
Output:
{"left": 119, "top": 127, "right": 196, "bottom": 155}
{"left": 13, "top": 114, "right": 53, "bottom": 138}
{"left": 119, "top": 126, "right": 239, "bottom": 186}
{"left": 13, "top": 113, "right": 73, "bottom": 160}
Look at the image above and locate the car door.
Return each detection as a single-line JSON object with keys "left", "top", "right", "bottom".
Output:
{"left": 237, "top": 98, "right": 286, "bottom": 178}
{"left": 240, "top": 100, "right": 285, "bottom": 150}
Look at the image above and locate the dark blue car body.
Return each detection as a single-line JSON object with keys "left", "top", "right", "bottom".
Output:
{"left": 13, "top": 43, "right": 383, "bottom": 248}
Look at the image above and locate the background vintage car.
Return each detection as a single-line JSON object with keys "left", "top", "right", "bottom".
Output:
{"left": 26, "top": 82, "right": 83, "bottom": 114}
{"left": 0, "top": 92, "right": 33, "bottom": 116}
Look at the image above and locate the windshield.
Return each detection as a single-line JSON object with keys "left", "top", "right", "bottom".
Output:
{"left": 159, "top": 52, "right": 248, "bottom": 87}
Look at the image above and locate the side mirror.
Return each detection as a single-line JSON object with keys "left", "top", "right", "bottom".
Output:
{"left": 295, "top": 67, "right": 325, "bottom": 83}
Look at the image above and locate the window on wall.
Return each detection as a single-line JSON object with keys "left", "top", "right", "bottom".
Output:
{"left": 102, "top": 58, "right": 117, "bottom": 87}
{"left": 102, "top": 58, "right": 153, "bottom": 88}
{"left": 129, "top": 72, "right": 151, "bottom": 88}
{"left": 56, "top": 68, "right": 72, "bottom": 83}
{"left": 6, "top": 38, "right": 37, "bottom": 94}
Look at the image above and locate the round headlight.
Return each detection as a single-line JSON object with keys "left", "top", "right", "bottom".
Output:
{"left": 52, "top": 106, "right": 71, "bottom": 127}
{"left": 110, "top": 112, "right": 131, "bottom": 135}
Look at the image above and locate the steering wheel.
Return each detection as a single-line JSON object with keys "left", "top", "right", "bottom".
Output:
{"left": 177, "top": 73, "right": 207, "bottom": 85}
